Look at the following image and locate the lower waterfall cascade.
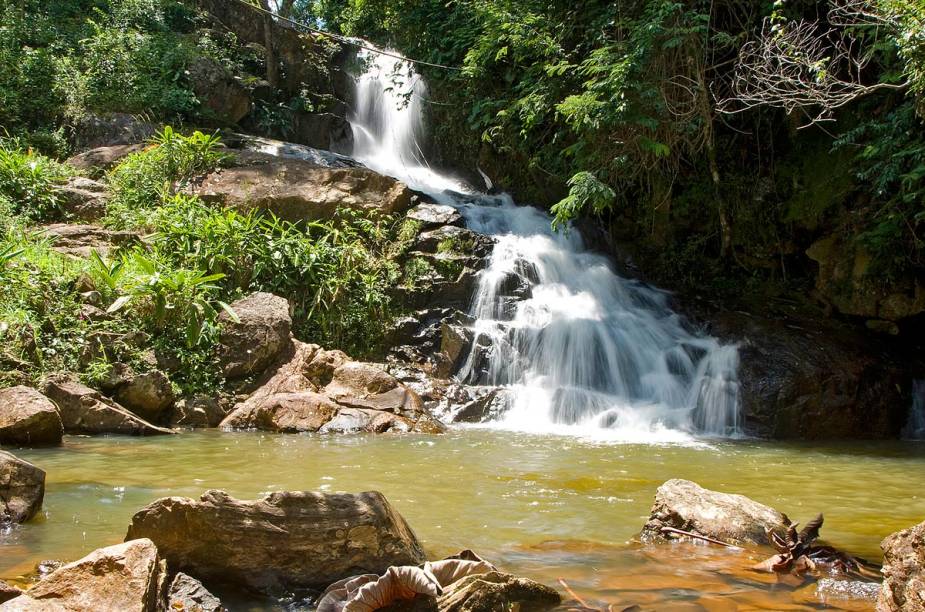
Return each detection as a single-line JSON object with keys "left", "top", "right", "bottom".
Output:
{"left": 346, "top": 48, "right": 741, "bottom": 440}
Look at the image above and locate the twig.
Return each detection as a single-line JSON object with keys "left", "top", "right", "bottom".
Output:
{"left": 660, "top": 526, "right": 743, "bottom": 549}
{"left": 558, "top": 578, "right": 594, "bottom": 609}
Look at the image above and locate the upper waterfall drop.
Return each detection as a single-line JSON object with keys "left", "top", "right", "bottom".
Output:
{"left": 346, "top": 47, "right": 741, "bottom": 441}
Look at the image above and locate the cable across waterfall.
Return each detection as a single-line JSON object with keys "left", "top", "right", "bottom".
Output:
{"left": 346, "top": 47, "right": 741, "bottom": 440}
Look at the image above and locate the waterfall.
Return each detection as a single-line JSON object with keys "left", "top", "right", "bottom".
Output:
{"left": 346, "top": 48, "right": 741, "bottom": 440}
{"left": 904, "top": 380, "right": 925, "bottom": 440}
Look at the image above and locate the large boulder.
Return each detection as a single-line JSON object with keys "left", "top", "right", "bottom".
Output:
{"left": 66, "top": 144, "right": 147, "bottom": 177}
{"left": 42, "top": 376, "right": 173, "bottom": 436}
{"left": 111, "top": 370, "right": 176, "bottom": 424}
{"left": 878, "top": 520, "right": 925, "bottom": 612}
{"left": 195, "top": 158, "right": 413, "bottom": 222}
{"left": 221, "top": 391, "right": 339, "bottom": 432}
{"left": 170, "top": 396, "right": 229, "bottom": 429}
{"left": 187, "top": 57, "right": 252, "bottom": 125}
{"left": 165, "top": 573, "right": 224, "bottom": 612}
{"left": 0, "top": 451, "right": 45, "bottom": 524}
{"left": 218, "top": 292, "right": 292, "bottom": 379}
{"left": 0, "top": 386, "right": 63, "bottom": 446}
{"left": 0, "top": 539, "right": 165, "bottom": 612}
{"left": 641, "top": 479, "right": 788, "bottom": 546}
{"left": 125, "top": 489, "right": 426, "bottom": 593}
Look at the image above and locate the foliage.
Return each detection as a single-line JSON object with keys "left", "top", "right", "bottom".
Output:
{"left": 0, "top": 141, "right": 71, "bottom": 221}
{"left": 551, "top": 172, "right": 616, "bottom": 230}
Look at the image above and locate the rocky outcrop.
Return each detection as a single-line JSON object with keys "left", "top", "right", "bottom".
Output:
{"left": 0, "top": 539, "right": 166, "bottom": 612}
{"left": 218, "top": 292, "right": 292, "bottom": 379}
{"left": 166, "top": 573, "right": 224, "bottom": 612}
{"left": 0, "top": 386, "right": 63, "bottom": 446}
{"left": 125, "top": 489, "right": 425, "bottom": 593}
{"left": 42, "top": 224, "right": 140, "bottom": 258}
{"left": 42, "top": 376, "right": 173, "bottom": 436}
{"left": 195, "top": 157, "right": 413, "bottom": 222}
{"left": 188, "top": 57, "right": 252, "bottom": 125}
{"left": 54, "top": 177, "right": 109, "bottom": 221}
{"left": 705, "top": 310, "right": 911, "bottom": 439}
{"left": 0, "top": 451, "right": 45, "bottom": 524}
{"left": 221, "top": 339, "right": 444, "bottom": 434}
{"left": 66, "top": 144, "right": 146, "bottom": 177}
{"left": 641, "top": 479, "right": 788, "bottom": 546}
{"left": 878, "top": 520, "right": 925, "bottom": 612}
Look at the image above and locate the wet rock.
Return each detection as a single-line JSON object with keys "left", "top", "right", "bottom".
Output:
{"left": 166, "top": 572, "right": 225, "bottom": 612}
{"left": 437, "top": 322, "right": 473, "bottom": 379}
{"left": 292, "top": 111, "right": 353, "bottom": 151}
{"left": 452, "top": 388, "right": 508, "bottom": 424}
{"left": 0, "top": 386, "right": 63, "bottom": 446}
{"left": 0, "top": 451, "right": 45, "bottom": 524}
{"left": 72, "top": 112, "right": 156, "bottom": 151}
{"left": 171, "top": 396, "right": 229, "bottom": 429}
{"left": 218, "top": 292, "right": 292, "bottom": 379}
{"left": 415, "top": 226, "right": 493, "bottom": 258}
{"left": 389, "top": 571, "right": 561, "bottom": 612}
{"left": 407, "top": 203, "right": 463, "bottom": 230}
{"left": 222, "top": 391, "right": 338, "bottom": 432}
{"left": 188, "top": 57, "right": 251, "bottom": 125}
{"left": 0, "top": 539, "right": 166, "bottom": 612}
{"left": 54, "top": 177, "right": 109, "bottom": 221}
{"left": 641, "top": 479, "right": 788, "bottom": 546}
{"left": 42, "top": 224, "right": 139, "bottom": 258}
{"left": 125, "top": 489, "right": 426, "bottom": 594}
{"left": 112, "top": 370, "right": 176, "bottom": 424}
{"left": 319, "top": 408, "right": 413, "bottom": 434}
{"left": 0, "top": 582, "right": 20, "bottom": 604}
{"left": 705, "top": 311, "right": 910, "bottom": 439}
{"left": 42, "top": 376, "right": 174, "bottom": 436}
{"left": 195, "top": 158, "right": 413, "bottom": 222}
{"left": 325, "top": 362, "right": 424, "bottom": 417}
{"left": 66, "top": 144, "right": 147, "bottom": 177}
{"left": 878, "top": 519, "right": 925, "bottom": 612}
{"left": 227, "top": 134, "right": 361, "bottom": 170}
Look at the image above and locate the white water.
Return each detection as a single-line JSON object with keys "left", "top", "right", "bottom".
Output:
{"left": 346, "top": 49, "right": 740, "bottom": 441}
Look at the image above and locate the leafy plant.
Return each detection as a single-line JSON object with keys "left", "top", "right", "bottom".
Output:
{"left": 0, "top": 141, "right": 70, "bottom": 220}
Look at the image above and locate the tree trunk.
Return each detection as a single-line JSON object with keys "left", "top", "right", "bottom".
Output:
{"left": 259, "top": 0, "right": 280, "bottom": 88}
{"left": 698, "top": 73, "right": 732, "bottom": 261}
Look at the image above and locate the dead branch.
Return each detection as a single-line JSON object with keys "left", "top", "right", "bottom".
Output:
{"left": 659, "top": 526, "right": 743, "bottom": 549}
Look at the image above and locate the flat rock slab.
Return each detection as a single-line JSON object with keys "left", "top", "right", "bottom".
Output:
{"left": 0, "top": 539, "right": 164, "bottom": 612}
{"left": 125, "top": 489, "right": 425, "bottom": 593}
{"left": 0, "top": 451, "right": 45, "bottom": 524}
{"left": 0, "top": 386, "right": 63, "bottom": 446}
{"left": 641, "top": 479, "right": 788, "bottom": 546}
{"left": 42, "top": 377, "right": 173, "bottom": 436}
{"left": 879, "top": 519, "right": 925, "bottom": 612}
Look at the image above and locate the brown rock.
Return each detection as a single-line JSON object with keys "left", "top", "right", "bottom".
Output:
{"left": 195, "top": 159, "right": 413, "bottom": 222}
{"left": 641, "top": 479, "right": 788, "bottom": 546}
{"left": 0, "top": 539, "right": 165, "bottom": 612}
{"left": 390, "top": 571, "right": 561, "bottom": 612}
{"left": 42, "top": 224, "right": 139, "bottom": 258}
{"left": 188, "top": 57, "right": 251, "bottom": 125}
{"left": 0, "top": 386, "right": 63, "bottom": 446}
{"left": 166, "top": 572, "right": 224, "bottom": 612}
{"left": 305, "top": 348, "right": 348, "bottom": 387}
{"left": 42, "top": 376, "right": 173, "bottom": 436}
{"left": 878, "top": 519, "right": 925, "bottom": 612}
{"left": 66, "top": 144, "right": 147, "bottom": 176}
{"left": 0, "top": 582, "right": 20, "bottom": 605}
{"left": 171, "top": 396, "right": 229, "bottom": 429}
{"left": 54, "top": 177, "right": 109, "bottom": 221}
{"left": 221, "top": 391, "right": 338, "bottom": 432}
{"left": 218, "top": 292, "right": 292, "bottom": 379}
{"left": 113, "top": 370, "right": 176, "bottom": 424}
{"left": 319, "top": 408, "right": 412, "bottom": 434}
{"left": 0, "top": 451, "right": 45, "bottom": 524}
{"left": 125, "top": 489, "right": 426, "bottom": 593}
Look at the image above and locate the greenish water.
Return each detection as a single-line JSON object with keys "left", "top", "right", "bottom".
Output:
{"left": 2, "top": 429, "right": 924, "bottom": 610}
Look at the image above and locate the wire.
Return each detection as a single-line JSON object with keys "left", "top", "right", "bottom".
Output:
{"left": 227, "top": 0, "right": 463, "bottom": 71}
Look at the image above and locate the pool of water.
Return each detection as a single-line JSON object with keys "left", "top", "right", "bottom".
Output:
{"left": 2, "top": 429, "right": 924, "bottom": 610}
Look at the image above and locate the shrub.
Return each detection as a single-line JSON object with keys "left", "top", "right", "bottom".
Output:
{"left": 0, "top": 141, "right": 71, "bottom": 221}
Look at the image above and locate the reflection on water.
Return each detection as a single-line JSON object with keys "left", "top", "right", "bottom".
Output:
{"left": 2, "top": 430, "right": 924, "bottom": 609}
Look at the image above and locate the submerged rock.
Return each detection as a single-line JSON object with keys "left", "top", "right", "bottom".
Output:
{"left": 125, "top": 489, "right": 425, "bottom": 593}
{"left": 195, "top": 157, "right": 413, "bottom": 222}
{"left": 878, "top": 519, "right": 925, "bottom": 612}
{"left": 0, "top": 386, "right": 64, "bottom": 446}
{"left": 166, "top": 572, "right": 225, "bottom": 612}
{"left": 641, "top": 479, "right": 788, "bottom": 546}
{"left": 0, "top": 450, "right": 45, "bottom": 524}
{"left": 218, "top": 292, "right": 292, "bottom": 379}
{"left": 42, "top": 376, "right": 173, "bottom": 436}
{"left": 0, "top": 539, "right": 165, "bottom": 612}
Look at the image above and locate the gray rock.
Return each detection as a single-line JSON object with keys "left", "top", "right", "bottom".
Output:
{"left": 878, "top": 519, "right": 925, "bottom": 612}
{"left": 407, "top": 203, "right": 463, "bottom": 230}
{"left": 55, "top": 177, "right": 109, "bottom": 221}
{"left": 0, "top": 386, "right": 63, "bottom": 446}
{"left": 166, "top": 573, "right": 224, "bottom": 612}
{"left": 125, "top": 489, "right": 426, "bottom": 594}
{"left": 188, "top": 57, "right": 252, "bottom": 125}
{"left": 641, "top": 479, "right": 788, "bottom": 546}
{"left": 66, "top": 144, "right": 147, "bottom": 177}
{"left": 72, "top": 113, "right": 156, "bottom": 151}
{"left": 0, "top": 450, "right": 45, "bottom": 524}
{"left": 218, "top": 292, "right": 292, "bottom": 379}
{"left": 42, "top": 224, "right": 140, "bottom": 258}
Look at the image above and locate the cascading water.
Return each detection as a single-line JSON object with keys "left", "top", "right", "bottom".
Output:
{"left": 347, "top": 49, "right": 740, "bottom": 441}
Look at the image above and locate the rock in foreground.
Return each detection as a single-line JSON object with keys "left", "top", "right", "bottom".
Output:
{"left": 0, "top": 451, "right": 45, "bottom": 524}
{"left": 0, "top": 386, "right": 64, "bottom": 446}
{"left": 641, "top": 479, "right": 788, "bottom": 546}
{"left": 166, "top": 573, "right": 224, "bottom": 612}
{"left": 878, "top": 519, "right": 925, "bottom": 612}
{"left": 0, "top": 539, "right": 165, "bottom": 612}
{"left": 125, "top": 489, "right": 425, "bottom": 593}
{"left": 0, "top": 582, "right": 20, "bottom": 605}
